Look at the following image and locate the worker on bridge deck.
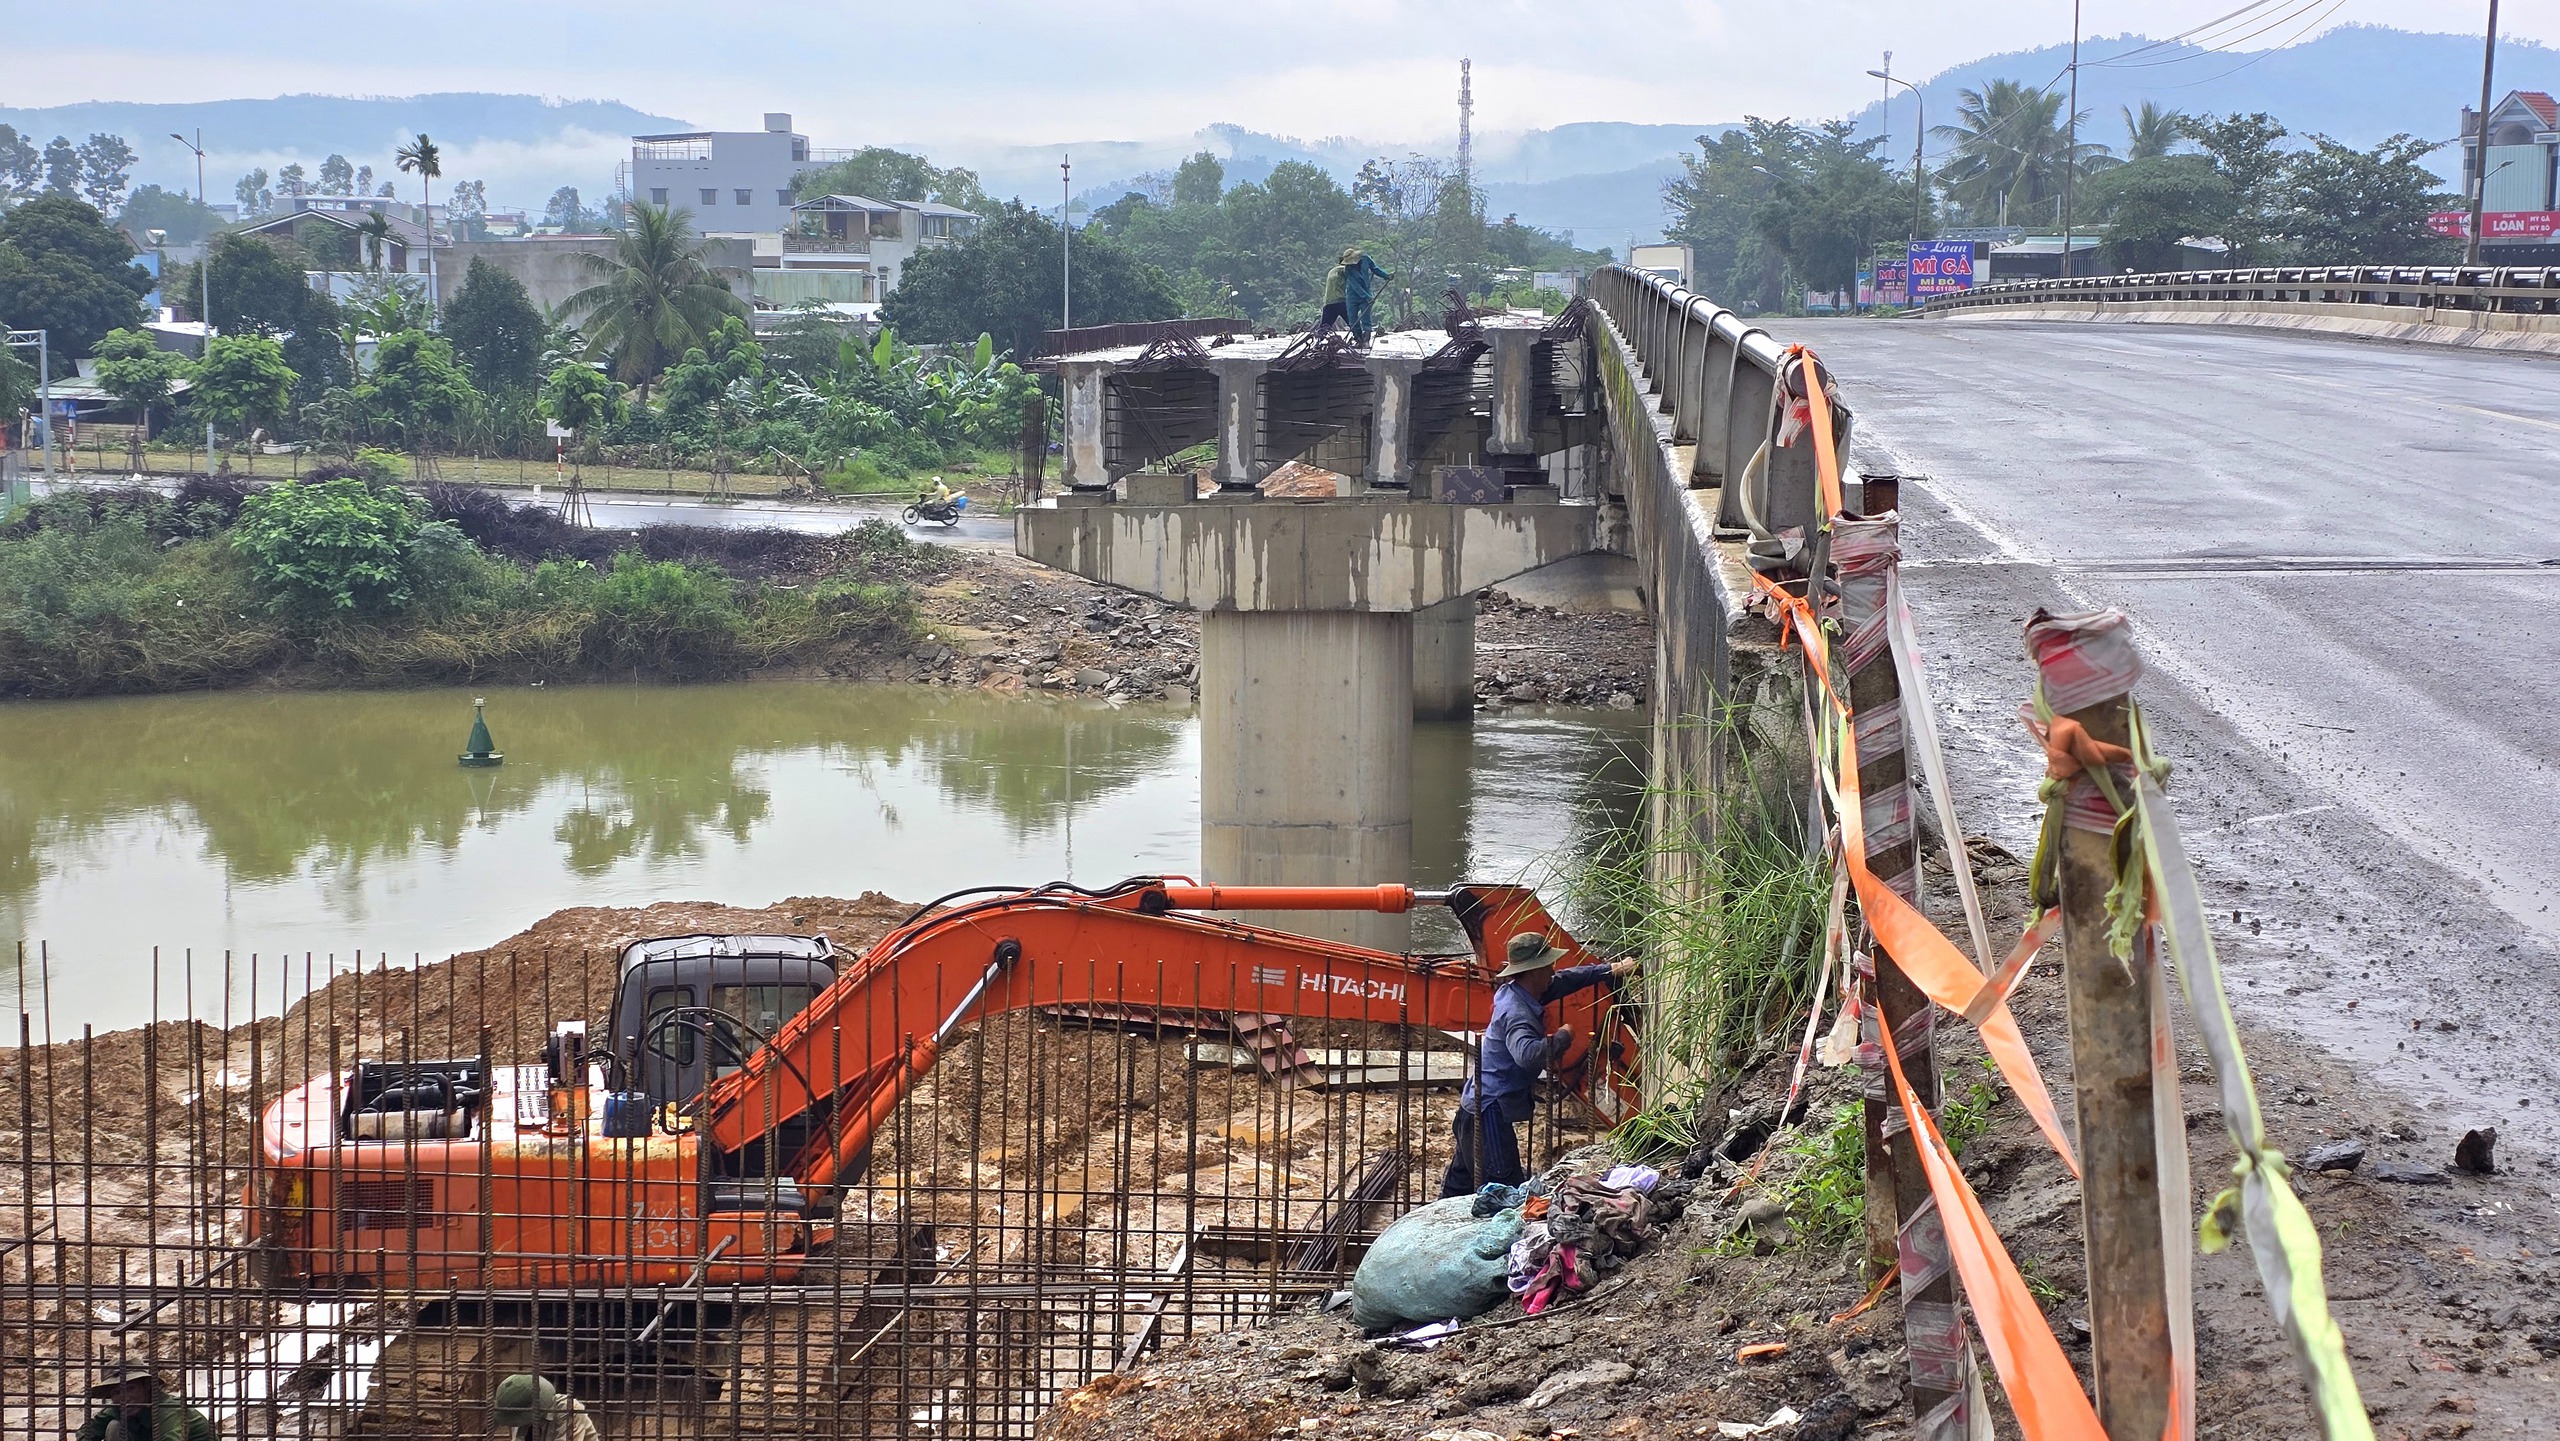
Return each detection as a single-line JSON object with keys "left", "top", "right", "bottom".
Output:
{"left": 1439, "top": 932, "right": 1638, "bottom": 1198}
{"left": 1339, "top": 246, "right": 1393, "bottom": 345}
{"left": 490, "top": 1373, "right": 601, "bottom": 1441}
{"left": 76, "top": 1364, "right": 215, "bottom": 1441}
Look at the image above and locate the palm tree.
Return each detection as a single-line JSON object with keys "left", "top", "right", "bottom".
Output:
{"left": 395, "top": 133, "right": 441, "bottom": 307}
{"left": 560, "top": 203, "right": 745, "bottom": 394}
{"left": 2122, "top": 102, "right": 2186, "bottom": 163}
{"left": 357, "top": 210, "right": 394, "bottom": 271}
{"left": 1933, "top": 80, "right": 2116, "bottom": 227}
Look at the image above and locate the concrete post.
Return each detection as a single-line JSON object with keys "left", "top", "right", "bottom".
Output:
{"left": 1210, "top": 356, "right": 1261, "bottom": 491}
{"left": 1486, "top": 324, "right": 1539, "bottom": 459}
{"left": 1201, "top": 610, "right": 1414, "bottom": 951}
{"left": 1060, "top": 361, "right": 1113, "bottom": 491}
{"left": 1411, "top": 596, "right": 1476, "bottom": 721}
{"left": 1364, "top": 354, "right": 1424, "bottom": 492}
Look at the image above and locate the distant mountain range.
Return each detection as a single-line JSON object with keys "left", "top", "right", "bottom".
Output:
{"left": 6, "top": 26, "right": 2551, "bottom": 245}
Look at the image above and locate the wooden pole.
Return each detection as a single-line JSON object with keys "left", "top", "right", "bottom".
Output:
{"left": 2032, "top": 614, "right": 2172, "bottom": 1440}
{"left": 1835, "top": 513, "right": 1973, "bottom": 1437}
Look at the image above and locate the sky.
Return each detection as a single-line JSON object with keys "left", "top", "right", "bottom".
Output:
{"left": 16, "top": 0, "right": 2560, "bottom": 153}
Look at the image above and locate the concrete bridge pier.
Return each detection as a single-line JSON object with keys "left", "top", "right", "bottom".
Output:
{"left": 1412, "top": 598, "right": 1476, "bottom": 721}
{"left": 1203, "top": 611, "right": 1415, "bottom": 946}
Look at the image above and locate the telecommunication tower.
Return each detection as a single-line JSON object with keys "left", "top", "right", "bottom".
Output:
{"left": 1458, "top": 59, "right": 1474, "bottom": 189}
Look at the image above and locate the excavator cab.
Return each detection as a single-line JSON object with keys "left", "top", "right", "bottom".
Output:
{"left": 606, "top": 933, "right": 838, "bottom": 1108}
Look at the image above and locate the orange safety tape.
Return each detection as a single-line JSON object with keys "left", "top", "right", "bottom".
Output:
{"left": 1785, "top": 343, "right": 1849, "bottom": 522}
{"left": 1964, "top": 909, "right": 2063, "bottom": 1026}
{"left": 1880, "top": 985, "right": 2110, "bottom": 1441}
{"left": 1760, "top": 573, "right": 2079, "bottom": 1176}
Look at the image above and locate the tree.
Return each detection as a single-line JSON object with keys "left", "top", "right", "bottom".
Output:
{"left": 541, "top": 362, "right": 628, "bottom": 455}
{"left": 1353, "top": 154, "right": 1491, "bottom": 327}
{"left": 190, "top": 334, "right": 296, "bottom": 444}
{"left": 792, "top": 147, "right": 987, "bottom": 211}
{"left": 232, "top": 474, "right": 426, "bottom": 614}
{"left": 319, "top": 154, "right": 355, "bottom": 196}
{"left": 93, "top": 327, "right": 188, "bottom": 434}
{"left": 76, "top": 135, "right": 135, "bottom": 214}
{"left": 442, "top": 257, "right": 545, "bottom": 392}
{"left": 447, "top": 179, "right": 488, "bottom": 241}
{"left": 2122, "top": 103, "right": 2187, "bottom": 163}
{"left": 41, "top": 137, "right": 79, "bottom": 198}
{"left": 543, "top": 186, "right": 592, "bottom": 231}
{"left": 277, "top": 162, "right": 308, "bottom": 200}
{"left": 357, "top": 211, "right": 395, "bottom": 270}
{"left": 234, "top": 168, "right": 272, "bottom": 217}
{"left": 2278, "top": 134, "right": 2458, "bottom": 264}
{"left": 395, "top": 132, "right": 441, "bottom": 297}
{"left": 884, "top": 199, "right": 1178, "bottom": 361}
{"left": 1753, "top": 121, "right": 1918, "bottom": 294}
{"left": 0, "top": 126, "right": 40, "bottom": 207}
{"left": 560, "top": 203, "right": 745, "bottom": 391}
{"left": 197, "top": 235, "right": 329, "bottom": 337}
{"left": 117, "top": 185, "right": 222, "bottom": 247}
{"left": 1933, "top": 80, "right": 2113, "bottom": 227}
{"left": 1172, "top": 152, "right": 1225, "bottom": 208}
{"left": 1204, "top": 161, "right": 1363, "bottom": 322}
{"left": 0, "top": 347, "right": 34, "bottom": 421}
{"left": 2085, "top": 155, "right": 2232, "bottom": 272}
{"left": 2179, "top": 112, "right": 2291, "bottom": 263}
{"left": 1665, "top": 119, "right": 1810, "bottom": 310}
{"left": 0, "top": 196, "right": 154, "bottom": 356}
{"left": 357, "top": 329, "right": 478, "bottom": 448}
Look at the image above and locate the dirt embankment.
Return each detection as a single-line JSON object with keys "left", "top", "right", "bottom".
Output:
{"left": 1040, "top": 837, "right": 2560, "bottom": 1441}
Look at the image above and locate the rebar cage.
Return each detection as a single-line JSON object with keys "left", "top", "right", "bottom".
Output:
{"left": 3, "top": 943, "right": 1604, "bottom": 1438}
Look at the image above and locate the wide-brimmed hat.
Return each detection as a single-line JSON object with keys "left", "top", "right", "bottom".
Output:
{"left": 88, "top": 1363, "right": 168, "bottom": 1398}
{"left": 1340, "top": 246, "right": 1362, "bottom": 263}
{"left": 1497, "top": 931, "right": 1565, "bottom": 978}
{"left": 490, "top": 1373, "right": 564, "bottom": 1427}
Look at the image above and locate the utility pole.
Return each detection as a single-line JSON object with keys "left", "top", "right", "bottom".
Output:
{"left": 170, "top": 130, "right": 216, "bottom": 463}
{"left": 5, "top": 330, "right": 53, "bottom": 480}
{"left": 2059, "top": 0, "right": 2082, "bottom": 279}
{"left": 2468, "top": 0, "right": 2501, "bottom": 266}
{"left": 1060, "top": 156, "right": 1073, "bottom": 336}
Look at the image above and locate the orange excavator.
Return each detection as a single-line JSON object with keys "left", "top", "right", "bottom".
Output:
{"left": 250, "top": 877, "right": 1643, "bottom": 1294}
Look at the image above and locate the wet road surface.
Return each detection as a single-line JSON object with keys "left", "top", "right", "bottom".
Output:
{"left": 1791, "top": 318, "right": 2560, "bottom": 1164}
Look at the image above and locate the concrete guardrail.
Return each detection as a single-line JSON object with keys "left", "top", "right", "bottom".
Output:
{"left": 1912, "top": 264, "right": 2560, "bottom": 352}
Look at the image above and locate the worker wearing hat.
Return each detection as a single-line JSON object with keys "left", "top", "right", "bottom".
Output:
{"left": 1438, "top": 932, "right": 1639, "bottom": 1198}
{"left": 489, "top": 1373, "right": 601, "bottom": 1441}
{"left": 76, "top": 1363, "right": 215, "bottom": 1441}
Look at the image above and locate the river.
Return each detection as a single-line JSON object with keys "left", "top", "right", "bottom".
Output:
{"left": 0, "top": 682, "right": 1644, "bottom": 1033}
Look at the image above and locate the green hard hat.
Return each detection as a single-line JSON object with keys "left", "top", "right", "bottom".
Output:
{"left": 490, "top": 1373, "right": 562, "bottom": 1427}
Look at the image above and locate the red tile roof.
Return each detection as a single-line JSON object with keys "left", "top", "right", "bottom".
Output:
{"left": 2513, "top": 91, "right": 2559, "bottom": 129}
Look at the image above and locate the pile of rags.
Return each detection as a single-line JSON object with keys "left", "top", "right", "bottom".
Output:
{"left": 1479, "top": 1165, "right": 1686, "bottom": 1315}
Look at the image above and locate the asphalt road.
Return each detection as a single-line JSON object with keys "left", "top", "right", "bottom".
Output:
{"left": 1790, "top": 317, "right": 2560, "bottom": 1164}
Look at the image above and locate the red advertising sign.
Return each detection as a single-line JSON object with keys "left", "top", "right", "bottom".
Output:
{"left": 2430, "top": 209, "right": 2560, "bottom": 239}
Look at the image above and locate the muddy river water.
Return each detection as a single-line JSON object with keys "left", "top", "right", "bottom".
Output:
{"left": 0, "top": 682, "right": 1643, "bottom": 1032}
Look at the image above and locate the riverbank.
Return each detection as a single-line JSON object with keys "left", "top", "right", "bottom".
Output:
{"left": 0, "top": 477, "right": 1655, "bottom": 708}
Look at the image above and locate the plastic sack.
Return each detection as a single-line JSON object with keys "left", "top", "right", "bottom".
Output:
{"left": 1350, "top": 1196, "right": 1524, "bottom": 1333}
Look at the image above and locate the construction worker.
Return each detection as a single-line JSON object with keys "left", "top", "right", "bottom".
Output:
{"left": 1320, "top": 255, "right": 1351, "bottom": 333}
{"left": 1439, "top": 932, "right": 1638, "bottom": 1199}
{"left": 488, "top": 1373, "right": 601, "bottom": 1441}
{"left": 75, "top": 1363, "right": 216, "bottom": 1441}
{"left": 1340, "top": 246, "right": 1393, "bottom": 344}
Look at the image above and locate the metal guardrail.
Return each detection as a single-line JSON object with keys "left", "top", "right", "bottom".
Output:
{"left": 1587, "top": 264, "right": 1823, "bottom": 550}
{"left": 1914, "top": 264, "right": 2560, "bottom": 317}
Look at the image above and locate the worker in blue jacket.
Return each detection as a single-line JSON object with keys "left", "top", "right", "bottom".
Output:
{"left": 1440, "top": 931, "right": 1638, "bottom": 1198}
{"left": 1339, "top": 246, "right": 1393, "bottom": 344}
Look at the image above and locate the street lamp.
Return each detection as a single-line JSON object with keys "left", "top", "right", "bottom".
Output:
{"left": 1060, "top": 156, "right": 1073, "bottom": 335}
{"left": 169, "top": 130, "right": 218, "bottom": 465}
{"left": 1867, "top": 70, "right": 1927, "bottom": 245}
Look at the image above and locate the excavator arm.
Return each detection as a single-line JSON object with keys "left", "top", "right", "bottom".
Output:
{"left": 698, "top": 879, "right": 1643, "bottom": 1193}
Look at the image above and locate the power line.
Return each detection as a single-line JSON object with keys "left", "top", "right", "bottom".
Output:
{"left": 2088, "top": 0, "right": 2346, "bottom": 69}
{"left": 2087, "top": 0, "right": 2295, "bottom": 67}
{"left": 2149, "top": 0, "right": 2351, "bottom": 90}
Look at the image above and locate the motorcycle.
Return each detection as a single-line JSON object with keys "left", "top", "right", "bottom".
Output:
{"left": 902, "top": 494, "right": 968, "bottom": 527}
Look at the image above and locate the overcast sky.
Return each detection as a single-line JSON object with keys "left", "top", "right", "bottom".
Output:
{"left": 16, "top": 1, "right": 2560, "bottom": 149}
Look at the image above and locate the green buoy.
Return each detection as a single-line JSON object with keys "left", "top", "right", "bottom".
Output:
{"left": 458, "top": 697, "right": 504, "bottom": 767}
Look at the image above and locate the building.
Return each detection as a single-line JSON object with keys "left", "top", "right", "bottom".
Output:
{"left": 626, "top": 114, "right": 831, "bottom": 237}
{"left": 764, "top": 194, "right": 981, "bottom": 310}
{"left": 232, "top": 198, "right": 439, "bottom": 304}
{"left": 436, "top": 235, "right": 759, "bottom": 315}
{"left": 2453, "top": 90, "right": 2560, "bottom": 261}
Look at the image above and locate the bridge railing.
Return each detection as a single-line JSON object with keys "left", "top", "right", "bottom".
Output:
{"left": 1587, "top": 264, "right": 1824, "bottom": 547}
{"left": 1915, "top": 263, "right": 2560, "bottom": 317}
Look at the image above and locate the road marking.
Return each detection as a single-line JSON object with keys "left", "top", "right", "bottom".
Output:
{"left": 2442, "top": 400, "right": 2560, "bottom": 434}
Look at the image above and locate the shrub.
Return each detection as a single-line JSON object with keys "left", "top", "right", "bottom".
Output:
{"left": 352, "top": 447, "right": 409, "bottom": 485}
{"left": 232, "top": 475, "right": 427, "bottom": 615}
{"left": 578, "top": 553, "right": 746, "bottom": 673}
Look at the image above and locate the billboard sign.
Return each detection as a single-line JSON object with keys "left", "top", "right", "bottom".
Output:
{"left": 1908, "top": 240, "right": 1975, "bottom": 297}
{"left": 2429, "top": 209, "right": 2560, "bottom": 239}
